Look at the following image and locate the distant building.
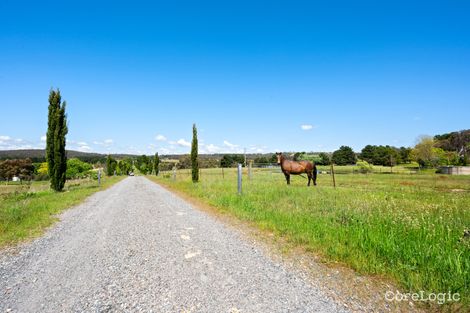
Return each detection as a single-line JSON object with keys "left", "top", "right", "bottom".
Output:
{"left": 12, "top": 176, "right": 20, "bottom": 182}
{"left": 439, "top": 166, "right": 470, "bottom": 175}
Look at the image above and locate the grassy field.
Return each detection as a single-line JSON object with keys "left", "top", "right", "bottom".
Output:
{"left": 149, "top": 167, "right": 470, "bottom": 309}
{"left": 0, "top": 176, "right": 124, "bottom": 247}
{"left": 0, "top": 180, "right": 51, "bottom": 196}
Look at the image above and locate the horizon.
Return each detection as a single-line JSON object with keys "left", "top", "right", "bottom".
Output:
{"left": 1, "top": 1, "right": 469, "bottom": 155}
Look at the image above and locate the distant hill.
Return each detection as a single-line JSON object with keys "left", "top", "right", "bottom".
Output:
{"left": 0, "top": 149, "right": 109, "bottom": 163}
{"left": 0, "top": 149, "right": 145, "bottom": 163}
{"left": 0, "top": 149, "right": 277, "bottom": 163}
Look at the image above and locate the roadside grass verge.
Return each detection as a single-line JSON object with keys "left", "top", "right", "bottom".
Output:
{"left": 0, "top": 176, "right": 124, "bottom": 247}
{"left": 148, "top": 169, "right": 470, "bottom": 310}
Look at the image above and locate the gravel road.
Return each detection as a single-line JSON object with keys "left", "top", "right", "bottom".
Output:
{"left": 0, "top": 177, "right": 348, "bottom": 313}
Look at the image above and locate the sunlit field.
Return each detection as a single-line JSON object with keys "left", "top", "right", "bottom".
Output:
{"left": 149, "top": 167, "right": 470, "bottom": 310}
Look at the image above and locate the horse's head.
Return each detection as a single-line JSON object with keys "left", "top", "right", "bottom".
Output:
{"left": 276, "top": 152, "right": 283, "bottom": 164}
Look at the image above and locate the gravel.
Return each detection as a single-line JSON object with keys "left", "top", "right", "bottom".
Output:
{"left": 0, "top": 177, "right": 348, "bottom": 313}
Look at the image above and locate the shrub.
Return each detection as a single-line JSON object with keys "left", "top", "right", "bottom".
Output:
{"left": 356, "top": 160, "right": 373, "bottom": 173}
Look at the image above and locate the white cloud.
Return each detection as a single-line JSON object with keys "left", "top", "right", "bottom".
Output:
{"left": 177, "top": 139, "right": 191, "bottom": 147}
{"left": 223, "top": 140, "right": 238, "bottom": 148}
{"left": 205, "top": 144, "right": 221, "bottom": 153}
{"left": 92, "top": 139, "right": 114, "bottom": 147}
{"left": 40, "top": 135, "right": 47, "bottom": 142}
{"left": 250, "top": 147, "right": 265, "bottom": 153}
{"left": 301, "top": 124, "right": 314, "bottom": 130}
{"left": 219, "top": 140, "right": 245, "bottom": 153}
{"left": 67, "top": 139, "right": 94, "bottom": 153}
{"left": 0, "top": 135, "right": 36, "bottom": 150}
{"left": 77, "top": 145, "right": 92, "bottom": 152}
{"left": 155, "top": 134, "right": 167, "bottom": 141}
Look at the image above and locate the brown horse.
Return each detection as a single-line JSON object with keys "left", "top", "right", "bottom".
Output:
{"left": 276, "top": 152, "right": 317, "bottom": 186}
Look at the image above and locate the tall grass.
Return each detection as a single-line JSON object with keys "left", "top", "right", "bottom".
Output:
{"left": 149, "top": 168, "right": 470, "bottom": 309}
{"left": 0, "top": 176, "right": 124, "bottom": 247}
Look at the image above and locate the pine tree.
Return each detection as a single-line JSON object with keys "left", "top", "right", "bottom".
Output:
{"left": 46, "top": 89, "right": 68, "bottom": 191}
{"left": 154, "top": 152, "right": 160, "bottom": 176}
{"left": 191, "top": 124, "right": 199, "bottom": 182}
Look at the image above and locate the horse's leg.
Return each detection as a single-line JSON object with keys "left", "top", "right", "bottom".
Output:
{"left": 307, "top": 172, "right": 311, "bottom": 186}
{"left": 284, "top": 173, "right": 290, "bottom": 185}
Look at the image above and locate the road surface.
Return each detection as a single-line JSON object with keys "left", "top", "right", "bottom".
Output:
{"left": 0, "top": 177, "right": 347, "bottom": 312}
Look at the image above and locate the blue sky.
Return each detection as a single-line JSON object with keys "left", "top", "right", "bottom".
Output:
{"left": 1, "top": 0, "right": 469, "bottom": 155}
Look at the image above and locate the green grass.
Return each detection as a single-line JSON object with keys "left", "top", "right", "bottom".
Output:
{"left": 149, "top": 168, "right": 470, "bottom": 310}
{"left": 0, "top": 176, "right": 124, "bottom": 247}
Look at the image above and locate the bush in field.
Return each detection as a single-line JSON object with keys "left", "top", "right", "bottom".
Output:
{"left": 34, "top": 162, "right": 49, "bottom": 180}
{"left": 332, "top": 146, "right": 356, "bottom": 165}
{"left": 66, "top": 158, "right": 93, "bottom": 179}
{"left": 318, "top": 152, "right": 331, "bottom": 165}
{"left": 356, "top": 160, "right": 373, "bottom": 173}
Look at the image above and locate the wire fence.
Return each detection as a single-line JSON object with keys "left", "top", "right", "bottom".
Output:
{"left": 158, "top": 162, "right": 420, "bottom": 183}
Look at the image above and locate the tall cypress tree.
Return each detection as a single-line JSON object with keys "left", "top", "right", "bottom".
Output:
{"left": 46, "top": 89, "right": 68, "bottom": 191}
{"left": 191, "top": 124, "right": 199, "bottom": 182}
{"left": 154, "top": 152, "right": 160, "bottom": 176}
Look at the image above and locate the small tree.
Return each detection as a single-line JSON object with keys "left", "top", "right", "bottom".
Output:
{"left": 356, "top": 160, "right": 373, "bottom": 173}
{"left": 191, "top": 123, "right": 199, "bottom": 182}
{"left": 412, "top": 136, "right": 436, "bottom": 167}
{"left": 332, "top": 146, "right": 357, "bottom": 165}
{"left": 105, "top": 155, "right": 117, "bottom": 176}
{"left": 318, "top": 152, "right": 331, "bottom": 165}
{"left": 66, "top": 158, "right": 92, "bottom": 179}
{"left": 154, "top": 152, "right": 160, "bottom": 175}
{"left": 0, "top": 159, "right": 34, "bottom": 182}
{"left": 46, "top": 89, "right": 68, "bottom": 191}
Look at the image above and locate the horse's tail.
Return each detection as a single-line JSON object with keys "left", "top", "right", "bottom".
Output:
{"left": 312, "top": 163, "right": 317, "bottom": 184}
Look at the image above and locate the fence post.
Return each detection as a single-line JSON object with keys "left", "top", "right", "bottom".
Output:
{"left": 237, "top": 163, "right": 242, "bottom": 195}
{"left": 98, "top": 169, "right": 101, "bottom": 187}
{"left": 172, "top": 166, "right": 176, "bottom": 181}
{"left": 248, "top": 161, "right": 252, "bottom": 181}
{"left": 330, "top": 163, "right": 336, "bottom": 188}
{"left": 222, "top": 167, "right": 224, "bottom": 179}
